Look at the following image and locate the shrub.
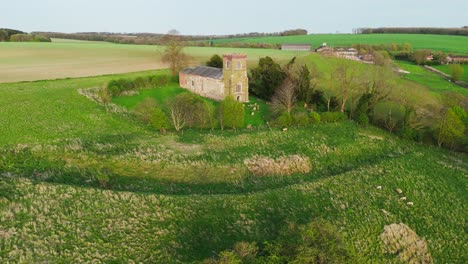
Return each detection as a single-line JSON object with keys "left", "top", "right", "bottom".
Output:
{"left": 95, "top": 174, "right": 110, "bottom": 188}
{"left": 309, "top": 111, "right": 321, "bottom": 124}
{"left": 33, "top": 34, "right": 51, "bottom": 42}
{"left": 133, "top": 98, "right": 158, "bottom": 124}
{"left": 151, "top": 75, "right": 169, "bottom": 87}
{"left": 380, "top": 223, "right": 433, "bottom": 264}
{"left": 356, "top": 113, "right": 369, "bottom": 126}
{"left": 292, "top": 111, "right": 310, "bottom": 127}
{"left": 10, "top": 33, "right": 33, "bottom": 42}
{"left": 107, "top": 75, "right": 171, "bottom": 96}
{"left": 151, "top": 107, "right": 170, "bottom": 133}
{"left": 450, "top": 64, "right": 464, "bottom": 82}
{"left": 243, "top": 155, "right": 311, "bottom": 176}
{"left": 272, "top": 112, "right": 293, "bottom": 128}
{"left": 204, "top": 220, "right": 354, "bottom": 263}
{"left": 320, "top": 112, "right": 348, "bottom": 123}
{"left": 220, "top": 96, "right": 244, "bottom": 129}
{"left": 98, "top": 86, "right": 111, "bottom": 103}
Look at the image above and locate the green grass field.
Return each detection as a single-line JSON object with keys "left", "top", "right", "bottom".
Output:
{"left": 395, "top": 60, "right": 468, "bottom": 96}
{"left": 433, "top": 64, "right": 468, "bottom": 83}
{"left": 210, "top": 34, "right": 468, "bottom": 54}
{"left": 0, "top": 41, "right": 307, "bottom": 83}
{"left": 0, "top": 68, "right": 467, "bottom": 262}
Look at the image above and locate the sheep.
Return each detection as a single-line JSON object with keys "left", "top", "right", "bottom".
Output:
{"left": 400, "top": 197, "right": 407, "bottom": 201}
{"left": 396, "top": 188, "right": 403, "bottom": 194}
{"left": 282, "top": 128, "right": 288, "bottom": 132}
{"left": 376, "top": 186, "right": 382, "bottom": 190}
{"left": 407, "top": 202, "right": 414, "bottom": 206}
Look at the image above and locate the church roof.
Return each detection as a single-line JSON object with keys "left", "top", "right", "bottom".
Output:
{"left": 181, "top": 66, "right": 223, "bottom": 80}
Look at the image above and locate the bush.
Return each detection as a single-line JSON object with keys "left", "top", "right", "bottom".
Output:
{"left": 10, "top": 33, "right": 33, "bottom": 42}
{"left": 272, "top": 112, "right": 293, "bottom": 128}
{"left": 356, "top": 113, "right": 369, "bottom": 126}
{"left": 107, "top": 75, "right": 171, "bottom": 96}
{"left": 204, "top": 220, "right": 354, "bottom": 263}
{"left": 151, "top": 75, "right": 169, "bottom": 87}
{"left": 320, "top": 112, "right": 348, "bottom": 123}
{"left": 95, "top": 174, "right": 110, "bottom": 188}
{"left": 133, "top": 98, "right": 158, "bottom": 124}
{"left": 33, "top": 34, "right": 51, "bottom": 42}
{"left": 220, "top": 96, "right": 244, "bottom": 129}
{"left": 151, "top": 107, "right": 170, "bottom": 133}
{"left": 450, "top": 64, "right": 464, "bottom": 82}
{"left": 292, "top": 111, "right": 310, "bottom": 127}
{"left": 309, "top": 111, "right": 321, "bottom": 124}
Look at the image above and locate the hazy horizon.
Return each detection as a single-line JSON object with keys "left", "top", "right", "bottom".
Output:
{"left": 2, "top": 0, "right": 467, "bottom": 35}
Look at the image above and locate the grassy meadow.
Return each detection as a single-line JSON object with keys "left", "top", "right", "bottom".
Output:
{"left": 0, "top": 66, "right": 467, "bottom": 262}
{"left": 433, "top": 64, "right": 468, "bottom": 83}
{"left": 210, "top": 33, "right": 468, "bottom": 55}
{"left": 0, "top": 41, "right": 307, "bottom": 83}
{"left": 395, "top": 60, "right": 468, "bottom": 96}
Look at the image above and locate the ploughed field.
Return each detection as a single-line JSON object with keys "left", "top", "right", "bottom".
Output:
{"left": 0, "top": 70, "right": 466, "bottom": 262}
{"left": 0, "top": 40, "right": 306, "bottom": 83}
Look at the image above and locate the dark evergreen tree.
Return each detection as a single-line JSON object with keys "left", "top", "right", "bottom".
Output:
{"left": 248, "top": 56, "right": 286, "bottom": 100}
{"left": 206, "top": 54, "right": 223, "bottom": 68}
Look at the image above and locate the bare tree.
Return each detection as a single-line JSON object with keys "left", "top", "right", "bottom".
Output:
{"left": 333, "top": 60, "right": 363, "bottom": 113}
{"left": 166, "top": 96, "right": 187, "bottom": 131}
{"left": 271, "top": 77, "right": 297, "bottom": 115}
{"left": 161, "top": 39, "right": 190, "bottom": 76}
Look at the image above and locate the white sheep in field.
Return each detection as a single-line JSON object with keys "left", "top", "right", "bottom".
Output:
{"left": 282, "top": 128, "right": 288, "bottom": 132}
{"left": 400, "top": 197, "right": 407, "bottom": 201}
{"left": 396, "top": 188, "right": 403, "bottom": 194}
{"left": 407, "top": 202, "right": 414, "bottom": 206}
{"left": 376, "top": 186, "right": 382, "bottom": 190}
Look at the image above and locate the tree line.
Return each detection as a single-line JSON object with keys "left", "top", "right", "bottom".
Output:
{"left": 247, "top": 55, "right": 468, "bottom": 152}
{"left": 33, "top": 29, "right": 307, "bottom": 46}
{"left": 0, "top": 28, "right": 51, "bottom": 42}
{"left": 356, "top": 27, "right": 468, "bottom": 36}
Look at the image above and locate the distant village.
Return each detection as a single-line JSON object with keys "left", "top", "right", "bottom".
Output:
{"left": 281, "top": 43, "right": 468, "bottom": 64}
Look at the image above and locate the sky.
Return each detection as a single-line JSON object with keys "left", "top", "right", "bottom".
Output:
{"left": 2, "top": 0, "right": 467, "bottom": 35}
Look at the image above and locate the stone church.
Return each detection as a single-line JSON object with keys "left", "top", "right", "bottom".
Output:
{"left": 179, "top": 54, "right": 249, "bottom": 102}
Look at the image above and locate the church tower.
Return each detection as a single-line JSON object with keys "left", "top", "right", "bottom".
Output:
{"left": 223, "top": 54, "right": 249, "bottom": 102}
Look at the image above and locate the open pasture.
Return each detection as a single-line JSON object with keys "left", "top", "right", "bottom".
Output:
{"left": 0, "top": 67, "right": 467, "bottom": 262}
{"left": 211, "top": 34, "right": 468, "bottom": 54}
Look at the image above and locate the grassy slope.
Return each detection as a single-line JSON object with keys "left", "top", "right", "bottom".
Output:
{"left": 211, "top": 34, "right": 468, "bottom": 54}
{"left": 0, "top": 42, "right": 307, "bottom": 83}
{"left": 0, "top": 70, "right": 467, "bottom": 263}
{"left": 433, "top": 64, "right": 468, "bottom": 83}
{"left": 395, "top": 60, "right": 468, "bottom": 96}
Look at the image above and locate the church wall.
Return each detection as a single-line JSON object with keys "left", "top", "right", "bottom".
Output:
{"left": 180, "top": 73, "right": 225, "bottom": 101}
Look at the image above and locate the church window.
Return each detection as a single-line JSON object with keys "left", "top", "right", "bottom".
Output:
{"left": 236, "top": 83, "right": 242, "bottom": 93}
{"left": 226, "top": 61, "right": 231, "bottom": 69}
{"left": 237, "top": 61, "right": 242, "bottom": 70}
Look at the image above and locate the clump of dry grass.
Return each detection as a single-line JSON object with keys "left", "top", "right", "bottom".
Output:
{"left": 243, "top": 155, "right": 311, "bottom": 176}
{"left": 380, "top": 223, "right": 433, "bottom": 264}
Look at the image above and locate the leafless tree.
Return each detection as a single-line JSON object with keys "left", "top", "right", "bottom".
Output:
{"left": 166, "top": 96, "right": 187, "bottom": 131}
{"left": 333, "top": 60, "right": 363, "bottom": 113}
{"left": 161, "top": 39, "right": 191, "bottom": 76}
{"left": 271, "top": 77, "right": 297, "bottom": 115}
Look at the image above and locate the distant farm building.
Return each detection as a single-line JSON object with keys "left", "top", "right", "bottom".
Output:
{"left": 179, "top": 54, "right": 249, "bottom": 102}
{"left": 281, "top": 44, "right": 311, "bottom": 51}
{"left": 333, "top": 47, "right": 358, "bottom": 58}
{"left": 447, "top": 55, "right": 468, "bottom": 64}
{"left": 315, "top": 43, "right": 333, "bottom": 54}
